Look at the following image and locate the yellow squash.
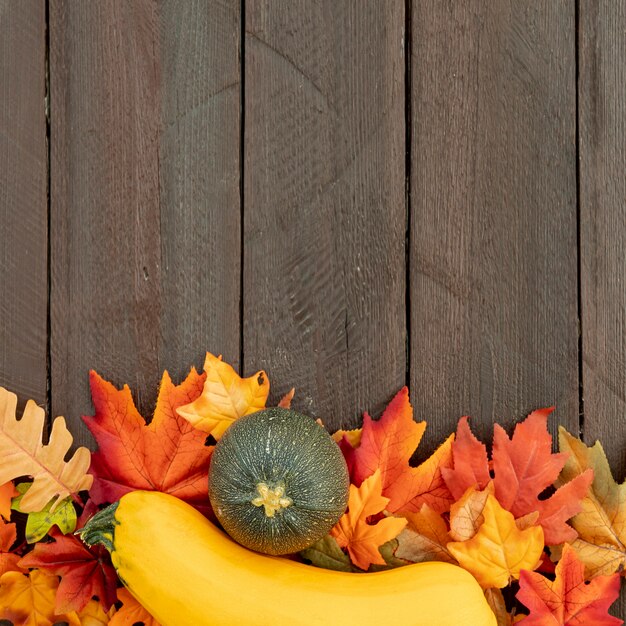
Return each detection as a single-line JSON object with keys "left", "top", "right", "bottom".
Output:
{"left": 80, "top": 491, "right": 496, "bottom": 626}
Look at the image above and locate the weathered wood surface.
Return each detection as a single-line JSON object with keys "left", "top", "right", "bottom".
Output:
{"left": 0, "top": 1, "right": 47, "bottom": 411}
{"left": 49, "top": 0, "right": 241, "bottom": 445}
{"left": 579, "top": 2, "right": 626, "bottom": 615}
{"left": 243, "top": 1, "right": 407, "bottom": 428}
{"left": 409, "top": 1, "right": 579, "bottom": 453}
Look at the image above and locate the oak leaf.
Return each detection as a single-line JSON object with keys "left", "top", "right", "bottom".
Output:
{"left": 555, "top": 428, "right": 626, "bottom": 578}
{"left": 19, "top": 523, "right": 117, "bottom": 614}
{"left": 109, "top": 588, "right": 161, "bottom": 626}
{"left": 447, "top": 493, "right": 544, "bottom": 589}
{"left": 0, "top": 569, "right": 80, "bottom": 625}
{"left": 443, "top": 410, "right": 593, "bottom": 545}
{"left": 517, "top": 544, "right": 622, "bottom": 625}
{"left": 345, "top": 387, "right": 454, "bottom": 514}
{"left": 12, "top": 483, "right": 76, "bottom": 543}
{"left": 84, "top": 368, "right": 212, "bottom": 511}
{"left": 395, "top": 503, "right": 456, "bottom": 564}
{"left": 0, "top": 482, "right": 17, "bottom": 520}
{"left": 330, "top": 469, "right": 407, "bottom": 570}
{"left": 176, "top": 352, "right": 269, "bottom": 438}
{"left": 0, "top": 388, "right": 92, "bottom": 513}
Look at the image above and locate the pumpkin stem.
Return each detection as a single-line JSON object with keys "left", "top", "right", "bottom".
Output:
{"left": 251, "top": 482, "right": 293, "bottom": 517}
{"left": 76, "top": 501, "right": 120, "bottom": 553}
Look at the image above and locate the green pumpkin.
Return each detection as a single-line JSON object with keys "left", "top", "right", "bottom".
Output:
{"left": 208, "top": 407, "right": 350, "bottom": 555}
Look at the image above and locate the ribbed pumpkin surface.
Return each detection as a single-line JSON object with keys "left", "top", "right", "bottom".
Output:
{"left": 209, "top": 407, "right": 349, "bottom": 555}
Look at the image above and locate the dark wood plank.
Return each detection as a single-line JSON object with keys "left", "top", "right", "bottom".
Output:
{"left": 0, "top": 1, "right": 47, "bottom": 410}
{"left": 243, "top": 1, "right": 406, "bottom": 430}
{"left": 50, "top": 0, "right": 241, "bottom": 446}
{"left": 579, "top": 3, "right": 626, "bottom": 616}
{"left": 410, "top": 1, "right": 579, "bottom": 453}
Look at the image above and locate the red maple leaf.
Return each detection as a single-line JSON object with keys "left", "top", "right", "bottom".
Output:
{"left": 516, "top": 544, "right": 622, "bottom": 625}
{"left": 441, "top": 416, "right": 491, "bottom": 499}
{"left": 443, "top": 410, "right": 593, "bottom": 545}
{"left": 18, "top": 503, "right": 118, "bottom": 614}
{"left": 345, "top": 388, "right": 454, "bottom": 514}
{"left": 83, "top": 368, "right": 212, "bottom": 511}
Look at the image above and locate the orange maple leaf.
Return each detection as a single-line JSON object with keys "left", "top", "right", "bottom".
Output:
{"left": 395, "top": 504, "right": 456, "bottom": 564}
{"left": 443, "top": 410, "right": 593, "bottom": 545}
{"left": 0, "top": 518, "right": 22, "bottom": 578}
{"left": 109, "top": 588, "right": 161, "bottom": 626}
{"left": 0, "top": 482, "right": 17, "bottom": 520}
{"left": 344, "top": 387, "right": 454, "bottom": 514}
{"left": 0, "top": 570, "right": 80, "bottom": 625}
{"left": 176, "top": 352, "right": 269, "bottom": 438}
{"left": 331, "top": 469, "right": 407, "bottom": 570}
{"left": 78, "top": 598, "right": 116, "bottom": 626}
{"left": 447, "top": 494, "right": 544, "bottom": 589}
{"left": 517, "top": 544, "right": 622, "bottom": 625}
{"left": 84, "top": 368, "right": 212, "bottom": 511}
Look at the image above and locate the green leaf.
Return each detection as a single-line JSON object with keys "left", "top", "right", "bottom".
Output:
{"left": 368, "top": 539, "right": 408, "bottom": 572}
{"left": 300, "top": 535, "right": 355, "bottom": 572}
{"left": 11, "top": 482, "right": 77, "bottom": 543}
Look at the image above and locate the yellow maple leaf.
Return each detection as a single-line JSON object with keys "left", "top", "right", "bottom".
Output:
{"left": 330, "top": 469, "right": 407, "bottom": 570}
{"left": 176, "top": 353, "right": 269, "bottom": 438}
{"left": 555, "top": 427, "right": 626, "bottom": 577}
{"left": 0, "top": 389, "right": 92, "bottom": 513}
{"left": 332, "top": 428, "right": 362, "bottom": 448}
{"left": 78, "top": 599, "right": 116, "bottom": 626}
{"left": 0, "top": 569, "right": 80, "bottom": 625}
{"left": 395, "top": 503, "right": 456, "bottom": 564}
{"left": 447, "top": 493, "right": 544, "bottom": 589}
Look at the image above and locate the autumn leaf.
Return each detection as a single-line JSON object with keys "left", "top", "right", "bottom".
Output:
{"left": 442, "top": 416, "right": 491, "bottom": 499}
{"left": 331, "top": 469, "right": 407, "bottom": 570}
{"left": 176, "top": 352, "right": 269, "bottom": 438}
{"left": 84, "top": 368, "right": 213, "bottom": 511}
{"left": 12, "top": 483, "right": 77, "bottom": 543}
{"left": 555, "top": 428, "right": 626, "bottom": 578}
{"left": 517, "top": 544, "right": 622, "bottom": 625}
{"left": 0, "top": 517, "right": 21, "bottom": 578}
{"left": 0, "top": 388, "right": 92, "bottom": 513}
{"left": 345, "top": 387, "right": 454, "bottom": 514}
{"left": 448, "top": 484, "right": 494, "bottom": 542}
{"left": 444, "top": 410, "right": 593, "bottom": 545}
{"left": 0, "top": 569, "right": 80, "bottom": 625}
{"left": 78, "top": 599, "right": 116, "bottom": 626}
{"left": 332, "top": 428, "right": 362, "bottom": 448}
{"left": 109, "top": 588, "right": 161, "bottom": 626}
{"left": 485, "top": 588, "right": 517, "bottom": 626}
{"left": 447, "top": 493, "right": 544, "bottom": 589}
{"left": 300, "top": 535, "right": 354, "bottom": 572}
{"left": 277, "top": 388, "right": 295, "bottom": 408}
{"left": 0, "top": 482, "right": 17, "bottom": 520}
{"left": 395, "top": 503, "right": 456, "bottom": 564}
{"left": 19, "top": 523, "right": 117, "bottom": 614}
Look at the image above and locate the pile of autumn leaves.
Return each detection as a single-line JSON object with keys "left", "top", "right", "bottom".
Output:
{"left": 0, "top": 352, "right": 624, "bottom": 625}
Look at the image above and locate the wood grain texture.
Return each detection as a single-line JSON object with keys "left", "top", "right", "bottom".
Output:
{"left": 579, "top": 1, "right": 626, "bottom": 479}
{"left": 409, "top": 1, "right": 579, "bottom": 453}
{"left": 243, "top": 1, "right": 406, "bottom": 430}
{"left": 579, "top": 8, "right": 626, "bottom": 613}
{"left": 0, "top": 1, "right": 47, "bottom": 409}
{"left": 50, "top": 0, "right": 240, "bottom": 446}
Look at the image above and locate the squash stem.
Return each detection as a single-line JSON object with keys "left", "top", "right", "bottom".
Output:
{"left": 76, "top": 501, "right": 119, "bottom": 553}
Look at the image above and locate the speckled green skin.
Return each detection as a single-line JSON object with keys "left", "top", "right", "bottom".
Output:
{"left": 208, "top": 408, "right": 349, "bottom": 555}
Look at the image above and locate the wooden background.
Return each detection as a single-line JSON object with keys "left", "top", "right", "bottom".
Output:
{"left": 0, "top": 0, "right": 625, "bottom": 616}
